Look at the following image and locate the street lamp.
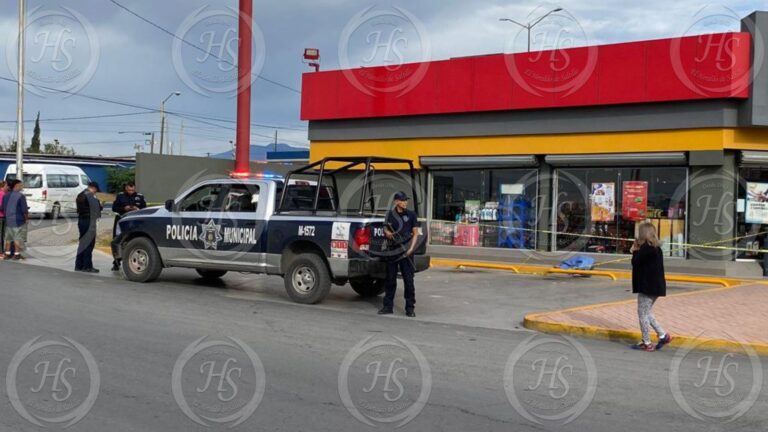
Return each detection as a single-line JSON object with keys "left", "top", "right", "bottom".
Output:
{"left": 159, "top": 91, "right": 181, "bottom": 155}
{"left": 500, "top": 8, "right": 563, "bottom": 53}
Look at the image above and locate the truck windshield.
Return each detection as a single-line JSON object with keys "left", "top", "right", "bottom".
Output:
{"left": 5, "top": 174, "right": 43, "bottom": 189}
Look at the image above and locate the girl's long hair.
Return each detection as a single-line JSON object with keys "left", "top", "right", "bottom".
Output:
{"left": 636, "top": 222, "right": 661, "bottom": 248}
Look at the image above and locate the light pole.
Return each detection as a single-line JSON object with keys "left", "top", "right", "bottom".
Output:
{"left": 15, "top": 0, "right": 25, "bottom": 176}
{"left": 500, "top": 8, "right": 563, "bottom": 53}
{"left": 159, "top": 91, "right": 181, "bottom": 155}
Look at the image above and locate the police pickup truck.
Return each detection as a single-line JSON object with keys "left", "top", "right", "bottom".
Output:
{"left": 113, "top": 157, "right": 430, "bottom": 304}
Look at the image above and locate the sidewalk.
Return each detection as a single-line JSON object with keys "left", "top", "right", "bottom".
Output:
{"left": 20, "top": 245, "right": 114, "bottom": 274}
{"left": 525, "top": 283, "right": 768, "bottom": 355}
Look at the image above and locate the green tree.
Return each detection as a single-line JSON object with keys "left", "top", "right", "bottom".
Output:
{"left": 107, "top": 167, "right": 135, "bottom": 193}
{"left": 42, "top": 139, "right": 76, "bottom": 156}
{"left": 29, "top": 111, "right": 41, "bottom": 153}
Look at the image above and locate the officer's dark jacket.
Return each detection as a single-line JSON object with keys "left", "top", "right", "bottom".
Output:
{"left": 385, "top": 208, "right": 420, "bottom": 245}
{"left": 76, "top": 190, "right": 102, "bottom": 223}
{"left": 112, "top": 192, "right": 147, "bottom": 216}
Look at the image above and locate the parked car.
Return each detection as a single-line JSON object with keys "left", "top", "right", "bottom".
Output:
{"left": 4, "top": 164, "right": 92, "bottom": 219}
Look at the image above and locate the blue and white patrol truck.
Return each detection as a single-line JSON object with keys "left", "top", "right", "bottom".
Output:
{"left": 112, "top": 157, "right": 430, "bottom": 304}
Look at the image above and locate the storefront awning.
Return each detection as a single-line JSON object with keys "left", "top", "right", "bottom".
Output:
{"left": 740, "top": 151, "right": 768, "bottom": 165}
{"left": 420, "top": 155, "right": 538, "bottom": 169}
{"left": 545, "top": 152, "right": 687, "bottom": 167}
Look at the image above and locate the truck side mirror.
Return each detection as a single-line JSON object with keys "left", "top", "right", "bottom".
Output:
{"left": 165, "top": 200, "right": 174, "bottom": 212}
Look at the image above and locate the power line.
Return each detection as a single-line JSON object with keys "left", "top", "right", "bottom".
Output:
{"left": 109, "top": 0, "right": 301, "bottom": 94}
{"left": 0, "top": 75, "right": 307, "bottom": 132}
{"left": 0, "top": 111, "right": 154, "bottom": 124}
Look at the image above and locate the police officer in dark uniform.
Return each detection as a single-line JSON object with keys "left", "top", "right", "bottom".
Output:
{"left": 76, "top": 182, "right": 102, "bottom": 273}
{"left": 378, "top": 191, "right": 421, "bottom": 318}
{"left": 111, "top": 182, "right": 147, "bottom": 271}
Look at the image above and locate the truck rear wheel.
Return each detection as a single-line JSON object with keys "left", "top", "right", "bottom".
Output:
{"left": 196, "top": 269, "right": 228, "bottom": 280}
{"left": 350, "top": 278, "right": 386, "bottom": 297}
{"left": 284, "top": 253, "right": 331, "bottom": 304}
{"left": 122, "top": 237, "right": 163, "bottom": 283}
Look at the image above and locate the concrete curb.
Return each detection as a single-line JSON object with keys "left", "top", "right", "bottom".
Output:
{"left": 431, "top": 258, "right": 750, "bottom": 287}
{"left": 523, "top": 292, "right": 768, "bottom": 356}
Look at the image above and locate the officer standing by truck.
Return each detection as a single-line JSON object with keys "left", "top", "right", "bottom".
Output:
{"left": 378, "top": 191, "right": 421, "bottom": 318}
{"left": 111, "top": 182, "right": 146, "bottom": 271}
{"left": 75, "top": 182, "right": 103, "bottom": 273}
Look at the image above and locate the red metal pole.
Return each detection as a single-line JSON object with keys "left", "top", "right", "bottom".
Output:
{"left": 234, "top": 0, "right": 252, "bottom": 175}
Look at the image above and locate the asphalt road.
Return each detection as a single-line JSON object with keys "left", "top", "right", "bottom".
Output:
{"left": 0, "top": 262, "right": 765, "bottom": 432}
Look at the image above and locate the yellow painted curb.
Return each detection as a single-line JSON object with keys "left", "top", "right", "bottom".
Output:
{"left": 523, "top": 314, "right": 768, "bottom": 356}
{"left": 522, "top": 282, "right": 768, "bottom": 356}
{"left": 431, "top": 258, "right": 745, "bottom": 287}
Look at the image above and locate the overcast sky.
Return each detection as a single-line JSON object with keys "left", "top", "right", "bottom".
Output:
{"left": 0, "top": 0, "right": 762, "bottom": 157}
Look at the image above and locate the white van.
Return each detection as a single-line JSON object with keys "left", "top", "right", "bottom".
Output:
{"left": 4, "top": 164, "right": 92, "bottom": 219}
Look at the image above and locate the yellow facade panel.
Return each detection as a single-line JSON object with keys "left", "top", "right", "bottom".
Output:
{"left": 310, "top": 129, "right": 736, "bottom": 167}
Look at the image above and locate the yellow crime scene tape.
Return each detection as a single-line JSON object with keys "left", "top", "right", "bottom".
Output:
{"left": 428, "top": 219, "right": 768, "bottom": 268}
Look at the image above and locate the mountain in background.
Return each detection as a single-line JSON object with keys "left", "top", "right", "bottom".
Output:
{"left": 210, "top": 143, "right": 308, "bottom": 160}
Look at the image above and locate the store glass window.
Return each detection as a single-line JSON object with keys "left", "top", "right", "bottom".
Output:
{"left": 736, "top": 167, "right": 768, "bottom": 260}
{"left": 555, "top": 167, "right": 687, "bottom": 256}
{"left": 430, "top": 169, "right": 538, "bottom": 249}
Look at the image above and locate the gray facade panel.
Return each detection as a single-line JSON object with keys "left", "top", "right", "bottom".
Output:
{"left": 309, "top": 100, "right": 740, "bottom": 142}
{"left": 741, "top": 12, "right": 768, "bottom": 126}
{"left": 687, "top": 152, "right": 737, "bottom": 262}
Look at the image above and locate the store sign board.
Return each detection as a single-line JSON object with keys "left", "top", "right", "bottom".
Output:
{"left": 746, "top": 182, "right": 768, "bottom": 224}
{"left": 622, "top": 181, "right": 648, "bottom": 222}
{"left": 591, "top": 182, "right": 615, "bottom": 222}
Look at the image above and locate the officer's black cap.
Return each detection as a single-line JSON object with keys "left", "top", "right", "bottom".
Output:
{"left": 394, "top": 191, "right": 409, "bottom": 201}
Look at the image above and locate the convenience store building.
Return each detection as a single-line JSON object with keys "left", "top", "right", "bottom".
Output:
{"left": 300, "top": 12, "right": 768, "bottom": 276}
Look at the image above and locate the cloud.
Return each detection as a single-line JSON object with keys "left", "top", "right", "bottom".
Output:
{"left": 0, "top": 0, "right": 763, "bottom": 156}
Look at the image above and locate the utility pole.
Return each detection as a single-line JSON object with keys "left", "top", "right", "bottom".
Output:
{"left": 179, "top": 120, "right": 184, "bottom": 156}
{"left": 159, "top": 91, "right": 181, "bottom": 156}
{"left": 15, "top": 0, "right": 25, "bottom": 175}
{"left": 274, "top": 129, "right": 278, "bottom": 152}
{"left": 166, "top": 118, "right": 171, "bottom": 155}
{"left": 150, "top": 132, "right": 155, "bottom": 154}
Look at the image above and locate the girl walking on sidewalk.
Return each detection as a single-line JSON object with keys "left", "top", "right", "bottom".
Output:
{"left": 631, "top": 222, "right": 672, "bottom": 352}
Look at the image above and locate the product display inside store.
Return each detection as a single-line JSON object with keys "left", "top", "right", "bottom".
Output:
{"left": 430, "top": 169, "right": 538, "bottom": 249}
{"left": 556, "top": 167, "right": 687, "bottom": 256}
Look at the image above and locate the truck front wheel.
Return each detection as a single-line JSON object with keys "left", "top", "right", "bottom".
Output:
{"left": 122, "top": 237, "right": 163, "bottom": 283}
{"left": 284, "top": 253, "right": 332, "bottom": 304}
{"left": 350, "top": 278, "right": 386, "bottom": 298}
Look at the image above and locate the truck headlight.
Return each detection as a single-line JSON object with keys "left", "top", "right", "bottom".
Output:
{"left": 115, "top": 223, "right": 122, "bottom": 237}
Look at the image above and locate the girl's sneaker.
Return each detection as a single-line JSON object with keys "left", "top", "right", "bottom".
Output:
{"left": 656, "top": 334, "right": 673, "bottom": 350}
{"left": 631, "top": 342, "right": 656, "bottom": 352}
